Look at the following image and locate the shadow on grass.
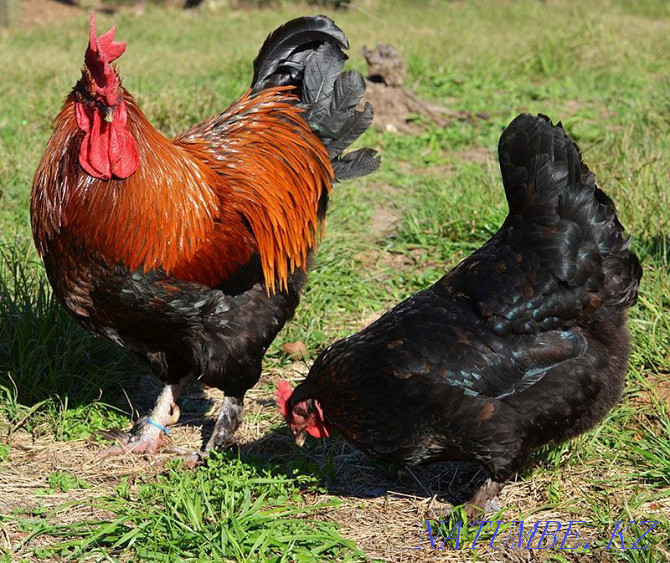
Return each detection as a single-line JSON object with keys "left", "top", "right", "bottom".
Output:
{"left": 229, "top": 424, "right": 490, "bottom": 509}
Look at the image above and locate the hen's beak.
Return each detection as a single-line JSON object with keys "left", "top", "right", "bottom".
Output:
{"left": 294, "top": 430, "right": 307, "bottom": 447}
{"left": 101, "top": 105, "right": 114, "bottom": 123}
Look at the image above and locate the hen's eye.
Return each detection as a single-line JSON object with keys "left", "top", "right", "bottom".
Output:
{"left": 295, "top": 408, "right": 306, "bottom": 418}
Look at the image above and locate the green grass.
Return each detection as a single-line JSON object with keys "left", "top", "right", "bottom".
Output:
{"left": 1, "top": 0, "right": 669, "bottom": 561}
{"left": 7, "top": 452, "right": 358, "bottom": 561}
{"left": 0, "top": 245, "right": 141, "bottom": 440}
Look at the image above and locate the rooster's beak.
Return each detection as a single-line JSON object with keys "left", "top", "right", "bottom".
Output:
{"left": 101, "top": 105, "right": 114, "bottom": 123}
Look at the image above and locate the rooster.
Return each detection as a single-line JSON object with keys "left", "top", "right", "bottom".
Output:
{"left": 31, "top": 14, "right": 379, "bottom": 458}
{"left": 278, "top": 114, "right": 641, "bottom": 511}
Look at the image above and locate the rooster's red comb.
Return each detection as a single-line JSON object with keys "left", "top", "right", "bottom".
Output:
{"left": 84, "top": 13, "right": 126, "bottom": 106}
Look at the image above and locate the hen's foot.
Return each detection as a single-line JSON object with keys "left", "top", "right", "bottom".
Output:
{"left": 464, "top": 478, "right": 502, "bottom": 519}
{"left": 98, "top": 379, "right": 186, "bottom": 460}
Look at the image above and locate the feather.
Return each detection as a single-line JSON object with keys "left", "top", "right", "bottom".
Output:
{"left": 331, "top": 148, "right": 381, "bottom": 180}
{"left": 301, "top": 43, "right": 347, "bottom": 108}
{"left": 252, "top": 16, "right": 348, "bottom": 91}
{"left": 31, "top": 15, "right": 379, "bottom": 459}
{"left": 324, "top": 101, "right": 374, "bottom": 159}
{"left": 284, "top": 113, "right": 640, "bottom": 498}
{"left": 251, "top": 20, "right": 379, "bottom": 180}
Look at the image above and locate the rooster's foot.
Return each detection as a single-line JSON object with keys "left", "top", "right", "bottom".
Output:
{"left": 205, "top": 396, "right": 244, "bottom": 451}
{"left": 156, "top": 440, "right": 240, "bottom": 469}
{"left": 97, "top": 379, "right": 186, "bottom": 460}
{"left": 98, "top": 411, "right": 178, "bottom": 459}
{"left": 148, "top": 447, "right": 207, "bottom": 468}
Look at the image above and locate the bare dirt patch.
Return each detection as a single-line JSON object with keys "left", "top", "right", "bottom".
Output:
{"left": 648, "top": 372, "right": 670, "bottom": 405}
{"left": 364, "top": 82, "right": 475, "bottom": 135}
{"left": 368, "top": 206, "right": 400, "bottom": 238}
{"left": 631, "top": 371, "right": 670, "bottom": 407}
{"left": 457, "top": 146, "right": 492, "bottom": 164}
{"left": 361, "top": 43, "right": 476, "bottom": 135}
{"left": 352, "top": 181, "right": 402, "bottom": 240}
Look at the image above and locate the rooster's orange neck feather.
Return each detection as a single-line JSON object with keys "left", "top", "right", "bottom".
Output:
{"left": 31, "top": 87, "right": 333, "bottom": 293}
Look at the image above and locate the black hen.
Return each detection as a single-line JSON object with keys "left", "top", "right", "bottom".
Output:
{"left": 280, "top": 114, "right": 641, "bottom": 509}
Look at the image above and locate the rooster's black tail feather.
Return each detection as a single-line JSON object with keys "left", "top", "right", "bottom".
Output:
{"left": 252, "top": 16, "right": 379, "bottom": 181}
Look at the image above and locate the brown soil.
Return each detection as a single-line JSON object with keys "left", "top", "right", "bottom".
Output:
{"left": 361, "top": 43, "right": 487, "bottom": 135}
{"left": 364, "top": 82, "right": 475, "bottom": 135}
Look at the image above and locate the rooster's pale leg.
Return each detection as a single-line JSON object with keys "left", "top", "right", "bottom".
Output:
{"left": 98, "top": 377, "right": 188, "bottom": 459}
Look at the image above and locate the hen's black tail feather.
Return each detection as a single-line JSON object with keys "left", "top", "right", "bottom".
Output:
{"left": 251, "top": 16, "right": 380, "bottom": 181}
{"left": 498, "top": 113, "right": 641, "bottom": 309}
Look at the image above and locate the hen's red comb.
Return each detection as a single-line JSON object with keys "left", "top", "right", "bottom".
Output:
{"left": 84, "top": 13, "right": 126, "bottom": 106}
{"left": 276, "top": 380, "right": 294, "bottom": 419}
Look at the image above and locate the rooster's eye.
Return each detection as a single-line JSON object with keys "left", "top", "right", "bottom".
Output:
{"left": 295, "top": 408, "right": 306, "bottom": 418}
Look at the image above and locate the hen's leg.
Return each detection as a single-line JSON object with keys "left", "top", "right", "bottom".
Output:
{"left": 99, "top": 377, "right": 188, "bottom": 459}
{"left": 464, "top": 479, "right": 502, "bottom": 519}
